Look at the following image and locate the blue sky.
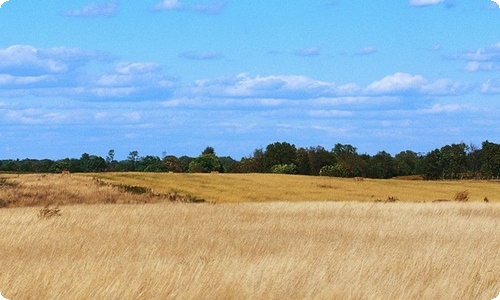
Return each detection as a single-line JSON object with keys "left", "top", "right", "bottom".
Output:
{"left": 0, "top": 0, "right": 499, "bottom": 160}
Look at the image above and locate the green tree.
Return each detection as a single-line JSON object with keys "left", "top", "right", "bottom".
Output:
{"left": 440, "top": 143, "right": 467, "bottom": 179}
{"left": 179, "top": 156, "right": 194, "bottom": 173}
{"left": 295, "top": 148, "right": 311, "bottom": 175}
{"left": 331, "top": 144, "right": 365, "bottom": 177}
{"left": 395, "top": 150, "right": 421, "bottom": 176}
{"left": 127, "top": 151, "right": 140, "bottom": 171}
{"left": 188, "top": 154, "right": 224, "bottom": 173}
{"left": 263, "top": 142, "right": 297, "bottom": 172}
{"left": 138, "top": 155, "right": 165, "bottom": 172}
{"left": 163, "top": 155, "right": 182, "bottom": 172}
{"left": 369, "top": 151, "right": 396, "bottom": 179}
{"left": 202, "top": 146, "right": 215, "bottom": 155}
{"left": 480, "top": 140, "right": 500, "bottom": 179}
{"left": 422, "top": 148, "right": 442, "bottom": 180}
{"left": 307, "top": 146, "right": 335, "bottom": 175}
{"left": 270, "top": 164, "right": 297, "bottom": 174}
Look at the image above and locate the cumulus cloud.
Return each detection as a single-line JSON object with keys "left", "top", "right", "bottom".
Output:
{"left": 153, "top": 0, "right": 226, "bottom": 14}
{"left": 456, "top": 42, "right": 500, "bottom": 72}
{"left": 61, "top": 1, "right": 119, "bottom": 17}
{"left": 0, "top": 0, "right": 9, "bottom": 9}
{"left": 480, "top": 80, "right": 500, "bottom": 94}
{"left": 418, "top": 104, "right": 467, "bottom": 114}
{"left": 0, "top": 45, "right": 175, "bottom": 100}
{"left": 189, "top": 73, "right": 344, "bottom": 99}
{"left": 366, "top": 73, "right": 426, "bottom": 94}
{"left": 0, "top": 45, "right": 105, "bottom": 76}
{"left": 365, "top": 72, "right": 467, "bottom": 96}
{"left": 409, "top": 0, "right": 444, "bottom": 7}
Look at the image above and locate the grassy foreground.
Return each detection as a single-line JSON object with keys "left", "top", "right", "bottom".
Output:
{"left": 87, "top": 172, "right": 500, "bottom": 203}
{"left": 0, "top": 202, "right": 498, "bottom": 299}
{"left": 0, "top": 174, "right": 499, "bottom": 299}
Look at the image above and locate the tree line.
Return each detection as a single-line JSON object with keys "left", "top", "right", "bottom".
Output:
{"left": 1, "top": 141, "right": 499, "bottom": 180}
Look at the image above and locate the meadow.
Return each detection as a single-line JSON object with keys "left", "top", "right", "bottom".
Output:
{"left": 0, "top": 174, "right": 499, "bottom": 299}
{"left": 87, "top": 172, "right": 499, "bottom": 203}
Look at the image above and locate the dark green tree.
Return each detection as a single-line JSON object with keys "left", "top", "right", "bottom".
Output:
{"left": 295, "top": 148, "right": 311, "bottom": 175}
{"left": 480, "top": 140, "right": 500, "bottom": 179}
{"left": 369, "top": 151, "right": 396, "bottom": 179}
{"left": 263, "top": 142, "right": 297, "bottom": 172}
{"left": 188, "top": 154, "right": 224, "bottom": 173}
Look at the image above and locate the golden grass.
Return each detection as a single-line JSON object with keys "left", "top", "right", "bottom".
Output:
{"left": 0, "top": 202, "right": 498, "bottom": 299}
{"left": 85, "top": 172, "right": 500, "bottom": 203}
{"left": 0, "top": 174, "right": 167, "bottom": 207}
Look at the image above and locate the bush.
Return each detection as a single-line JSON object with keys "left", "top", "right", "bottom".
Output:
{"left": 454, "top": 190, "right": 469, "bottom": 202}
{"left": 270, "top": 164, "right": 297, "bottom": 174}
{"left": 319, "top": 165, "right": 342, "bottom": 177}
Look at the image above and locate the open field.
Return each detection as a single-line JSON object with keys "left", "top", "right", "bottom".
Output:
{"left": 0, "top": 174, "right": 499, "bottom": 299}
{"left": 0, "top": 202, "right": 498, "bottom": 299}
{"left": 86, "top": 172, "right": 500, "bottom": 203}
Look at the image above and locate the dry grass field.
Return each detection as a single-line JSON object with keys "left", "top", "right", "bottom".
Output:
{"left": 87, "top": 172, "right": 500, "bottom": 203}
{"left": 0, "top": 174, "right": 499, "bottom": 299}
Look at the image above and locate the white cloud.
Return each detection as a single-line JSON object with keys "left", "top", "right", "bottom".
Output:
{"left": 61, "top": 1, "right": 119, "bottom": 17}
{"left": 454, "top": 42, "right": 500, "bottom": 72}
{"left": 418, "top": 104, "right": 466, "bottom": 114}
{"left": 0, "top": 0, "right": 9, "bottom": 9}
{"left": 409, "top": 0, "right": 444, "bottom": 7}
{"left": 190, "top": 73, "right": 343, "bottom": 99}
{"left": 0, "top": 74, "right": 51, "bottom": 85}
{"left": 366, "top": 73, "right": 426, "bottom": 94}
{"left": 480, "top": 80, "right": 500, "bottom": 94}
{"left": 0, "top": 45, "right": 105, "bottom": 76}
{"left": 308, "top": 110, "right": 353, "bottom": 117}
{"left": 365, "top": 72, "right": 467, "bottom": 96}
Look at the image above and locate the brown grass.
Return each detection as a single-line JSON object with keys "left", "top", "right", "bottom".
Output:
{"left": 0, "top": 174, "right": 499, "bottom": 299}
{"left": 85, "top": 172, "right": 500, "bottom": 203}
{"left": 0, "top": 174, "right": 200, "bottom": 208}
{"left": 0, "top": 202, "right": 498, "bottom": 299}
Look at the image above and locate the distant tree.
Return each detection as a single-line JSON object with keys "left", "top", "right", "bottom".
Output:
{"left": 127, "top": 151, "right": 140, "bottom": 171}
{"left": 295, "top": 148, "right": 311, "bottom": 175}
{"left": 188, "top": 154, "right": 223, "bottom": 173}
{"left": 369, "top": 151, "right": 396, "bottom": 179}
{"left": 138, "top": 155, "right": 166, "bottom": 172}
{"left": 307, "top": 146, "right": 335, "bottom": 175}
{"left": 466, "top": 144, "right": 482, "bottom": 179}
{"left": 440, "top": 143, "right": 467, "bottom": 179}
{"left": 422, "top": 148, "right": 442, "bottom": 180}
{"left": 179, "top": 156, "right": 194, "bottom": 172}
{"left": 202, "top": 146, "right": 216, "bottom": 155}
{"left": 263, "top": 142, "right": 297, "bottom": 172}
{"left": 106, "top": 149, "right": 117, "bottom": 171}
{"left": 219, "top": 156, "right": 238, "bottom": 173}
{"left": 480, "top": 140, "right": 500, "bottom": 179}
{"left": 106, "top": 149, "right": 115, "bottom": 164}
{"left": 331, "top": 143, "right": 365, "bottom": 177}
{"left": 163, "top": 155, "right": 182, "bottom": 172}
{"left": 395, "top": 150, "right": 421, "bottom": 176}
{"left": 270, "top": 163, "right": 297, "bottom": 174}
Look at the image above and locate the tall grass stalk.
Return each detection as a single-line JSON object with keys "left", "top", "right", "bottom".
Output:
{"left": 0, "top": 202, "right": 498, "bottom": 299}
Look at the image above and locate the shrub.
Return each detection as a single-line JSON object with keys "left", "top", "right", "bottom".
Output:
{"left": 38, "top": 205, "right": 61, "bottom": 218}
{"left": 453, "top": 190, "right": 469, "bottom": 202}
{"left": 270, "top": 164, "right": 297, "bottom": 174}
